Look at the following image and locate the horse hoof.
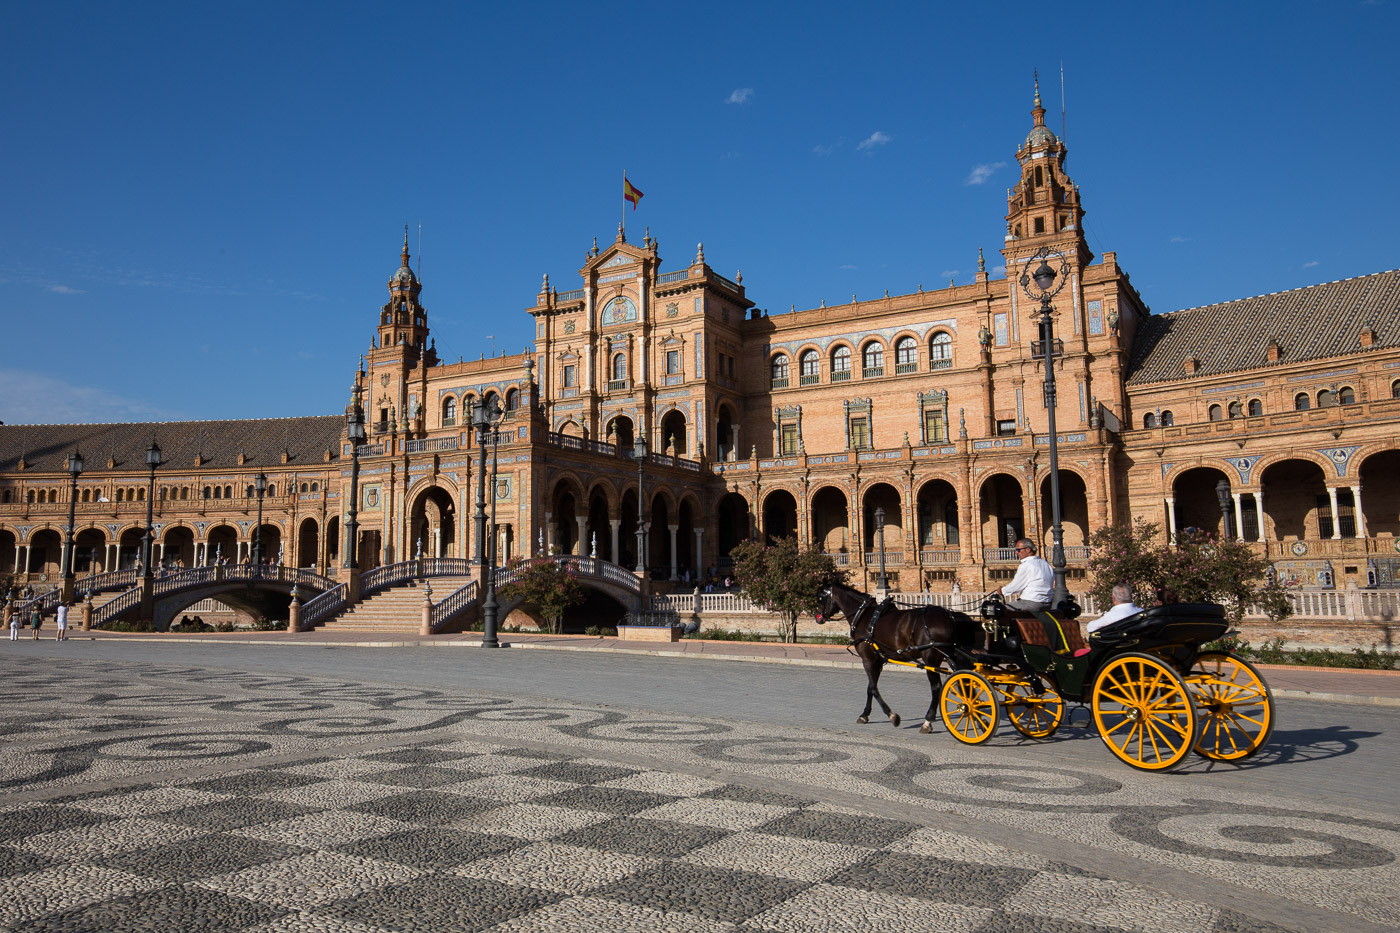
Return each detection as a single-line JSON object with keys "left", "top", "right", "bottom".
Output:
{"left": 857, "top": 716, "right": 869, "bottom": 725}
{"left": 890, "top": 714, "right": 901, "bottom": 727}
{"left": 920, "top": 721, "right": 933, "bottom": 734}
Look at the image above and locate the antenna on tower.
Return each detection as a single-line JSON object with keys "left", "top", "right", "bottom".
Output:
{"left": 417, "top": 224, "right": 422, "bottom": 278}
{"left": 1060, "top": 62, "right": 1066, "bottom": 144}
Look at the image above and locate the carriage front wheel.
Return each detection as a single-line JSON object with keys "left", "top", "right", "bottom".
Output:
{"left": 940, "top": 671, "right": 1000, "bottom": 745}
{"left": 1091, "top": 653, "right": 1201, "bottom": 772}
{"left": 1188, "top": 653, "right": 1274, "bottom": 762}
{"left": 998, "top": 678, "right": 1064, "bottom": 739}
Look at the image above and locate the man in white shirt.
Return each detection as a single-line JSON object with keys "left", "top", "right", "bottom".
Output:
{"left": 998, "top": 538, "right": 1054, "bottom": 611}
{"left": 55, "top": 601, "right": 69, "bottom": 641}
{"left": 1088, "top": 583, "right": 1142, "bottom": 633}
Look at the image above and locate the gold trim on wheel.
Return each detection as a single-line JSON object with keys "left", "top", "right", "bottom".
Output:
{"left": 997, "top": 678, "right": 1064, "bottom": 739}
{"left": 1188, "top": 653, "right": 1274, "bottom": 761}
{"left": 940, "top": 671, "right": 1000, "bottom": 745}
{"left": 1091, "top": 653, "right": 1200, "bottom": 771}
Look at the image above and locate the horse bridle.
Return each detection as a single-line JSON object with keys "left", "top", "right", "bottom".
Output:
{"left": 817, "top": 587, "right": 877, "bottom": 643}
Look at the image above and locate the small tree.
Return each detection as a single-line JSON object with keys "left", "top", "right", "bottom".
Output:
{"left": 1087, "top": 520, "right": 1292, "bottom": 624}
{"left": 497, "top": 557, "right": 586, "bottom": 633}
{"left": 729, "top": 537, "right": 844, "bottom": 642}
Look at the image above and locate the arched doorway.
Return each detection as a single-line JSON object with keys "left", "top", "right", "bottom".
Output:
{"left": 74, "top": 528, "right": 107, "bottom": 575}
{"left": 254, "top": 523, "right": 282, "bottom": 564}
{"left": 979, "top": 474, "right": 1025, "bottom": 550}
{"left": 550, "top": 484, "right": 582, "bottom": 555}
{"left": 915, "top": 479, "right": 959, "bottom": 553}
{"left": 409, "top": 486, "right": 457, "bottom": 559}
{"left": 1358, "top": 451, "right": 1400, "bottom": 537}
{"left": 0, "top": 529, "right": 16, "bottom": 577}
{"left": 716, "top": 405, "right": 740, "bottom": 461}
{"left": 607, "top": 415, "right": 635, "bottom": 452}
{"left": 27, "top": 529, "right": 62, "bottom": 577}
{"left": 620, "top": 488, "right": 641, "bottom": 568}
{"left": 207, "top": 524, "right": 238, "bottom": 565}
{"left": 660, "top": 410, "right": 688, "bottom": 456}
{"left": 763, "top": 490, "right": 798, "bottom": 544}
{"left": 648, "top": 494, "right": 671, "bottom": 574}
{"left": 1038, "top": 471, "right": 1090, "bottom": 550}
{"left": 325, "top": 515, "right": 340, "bottom": 567}
{"left": 1257, "top": 460, "right": 1330, "bottom": 541}
{"left": 862, "top": 481, "right": 903, "bottom": 560}
{"left": 118, "top": 528, "right": 145, "bottom": 571}
{"left": 162, "top": 526, "right": 195, "bottom": 570}
{"left": 1174, "top": 466, "right": 1237, "bottom": 539}
{"left": 297, "top": 518, "right": 319, "bottom": 569}
{"left": 717, "top": 492, "right": 751, "bottom": 567}
{"left": 677, "top": 498, "right": 698, "bottom": 578}
{"left": 587, "top": 488, "right": 612, "bottom": 561}
{"left": 810, "top": 486, "right": 850, "bottom": 557}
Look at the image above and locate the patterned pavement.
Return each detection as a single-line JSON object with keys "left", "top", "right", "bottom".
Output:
{"left": 0, "top": 657, "right": 1395, "bottom": 932}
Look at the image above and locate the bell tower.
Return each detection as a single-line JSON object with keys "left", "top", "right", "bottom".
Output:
{"left": 1003, "top": 73, "right": 1092, "bottom": 269}
{"left": 377, "top": 227, "right": 430, "bottom": 354}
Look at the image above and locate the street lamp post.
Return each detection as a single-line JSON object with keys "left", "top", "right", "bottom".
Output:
{"left": 345, "top": 382, "right": 366, "bottom": 571}
{"left": 473, "top": 396, "right": 504, "bottom": 648}
{"left": 1214, "top": 479, "right": 1234, "bottom": 540}
{"left": 874, "top": 505, "right": 888, "bottom": 592}
{"left": 633, "top": 437, "right": 648, "bottom": 574}
{"left": 253, "top": 472, "right": 267, "bottom": 569}
{"left": 62, "top": 449, "right": 84, "bottom": 598}
{"left": 1020, "top": 246, "right": 1071, "bottom": 610}
{"left": 141, "top": 441, "right": 161, "bottom": 581}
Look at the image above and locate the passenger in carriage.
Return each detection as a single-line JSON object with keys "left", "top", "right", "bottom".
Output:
{"left": 1089, "top": 582, "right": 1142, "bottom": 633}
{"left": 997, "top": 538, "right": 1053, "bottom": 612}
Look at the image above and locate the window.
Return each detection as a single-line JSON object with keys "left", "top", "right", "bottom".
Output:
{"left": 442, "top": 397, "right": 457, "bottom": 427}
{"left": 780, "top": 423, "right": 799, "bottom": 455}
{"left": 1295, "top": 393, "right": 1311, "bottom": 411}
{"left": 562, "top": 365, "right": 576, "bottom": 388}
{"left": 506, "top": 388, "right": 519, "bottom": 411}
{"left": 831, "top": 346, "right": 852, "bottom": 381}
{"left": 180, "top": 487, "right": 189, "bottom": 500}
{"left": 1317, "top": 492, "right": 1357, "bottom": 538}
{"left": 924, "top": 408, "right": 946, "bottom": 443}
{"left": 849, "top": 416, "right": 871, "bottom": 449}
{"left": 1318, "top": 389, "right": 1334, "bottom": 408}
{"left": 203, "top": 487, "right": 211, "bottom": 499}
{"left": 1144, "top": 413, "right": 1157, "bottom": 429}
{"left": 1248, "top": 399, "right": 1263, "bottom": 417}
{"left": 1034, "top": 217, "right": 1045, "bottom": 234}
{"left": 1338, "top": 386, "right": 1355, "bottom": 405}
{"left": 1228, "top": 401, "right": 1242, "bottom": 419}
{"left": 1208, "top": 404, "right": 1223, "bottom": 421}
{"left": 666, "top": 350, "right": 680, "bottom": 375}
{"left": 799, "top": 350, "right": 819, "bottom": 385}
{"left": 246, "top": 485, "right": 255, "bottom": 498}
{"left": 213, "top": 486, "right": 222, "bottom": 499}
{"left": 1393, "top": 379, "right": 1400, "bottom": 399}
{"left": 862, "top": 343, "right": 884, "bottom": 377}
{"left": 996, "top": 419, "right": 1017, "bottom": 436}
{"left": 26, "top": 490, "right": 34, "bottom": 503}
{"left": 267, "top": 484, "right": 275, "bottom": 497}
{"left": 311, "top": 482, "right": 319, "bottom": 492}
{"left": 1, "top": 491, "right": 9, "bottom": 503}
{"left": 770, "top": 355, "right": 790, "bottom": 388}
{"left": 929, "top": 332, "right": 952, "bottom": 369}
{"left": 611, "top": 353, "right": 626, "bottom": 382}
{"left": 727, "top": 355, "right": 735, "bottom": 378}
{"left": 895, "top": 337, "right": 917, "bottom": 373}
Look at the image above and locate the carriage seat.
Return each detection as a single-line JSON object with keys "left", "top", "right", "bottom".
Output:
{"left": 1013, "top": 612, "right": 1090, "bottom": 657}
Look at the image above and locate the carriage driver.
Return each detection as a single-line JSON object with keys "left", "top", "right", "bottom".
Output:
{"left": 997, "top": 538, "right": 1054, "bottom": 612}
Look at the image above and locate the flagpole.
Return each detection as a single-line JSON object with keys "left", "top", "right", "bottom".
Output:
{"left": 621, "top": 168, "right": 626, "bottom": 237}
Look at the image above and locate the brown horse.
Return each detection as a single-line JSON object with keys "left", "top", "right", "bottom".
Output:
{"left": 815, "top": 582, "right": 982, "bottom": 733}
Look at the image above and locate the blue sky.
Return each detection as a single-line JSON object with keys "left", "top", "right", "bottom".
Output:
{"left": 2, "top": 2, "right": 1396, "bottom": 424}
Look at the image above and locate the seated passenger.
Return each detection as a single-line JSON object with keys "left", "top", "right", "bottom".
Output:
{"left": 1088, "top": 583, "right": 1142, "bottom": 633}
{"left": 997, "top": 538, "right": 1052, "bottom": 612}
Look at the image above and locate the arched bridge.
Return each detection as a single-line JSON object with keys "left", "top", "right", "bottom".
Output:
{"left": 96, "top": 566, "right": 338, "bottom": 630}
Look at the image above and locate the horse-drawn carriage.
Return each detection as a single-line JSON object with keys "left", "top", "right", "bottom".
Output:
{"left": 816, "top": 584, "right": 1274, "bottom": 772}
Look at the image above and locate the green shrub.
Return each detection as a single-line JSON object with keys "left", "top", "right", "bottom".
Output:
{"left": 100, "top": 619, "right": 156, "bottom": 632}
{"left": 1202, "top": 635, "right": 1398, "bottom": 670}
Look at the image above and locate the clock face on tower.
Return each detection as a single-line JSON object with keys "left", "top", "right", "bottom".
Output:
{"left": 603, "top": 296, "right": 638, "bottom": 325}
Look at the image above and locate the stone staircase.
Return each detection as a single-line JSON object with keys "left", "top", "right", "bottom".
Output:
{"left": 317, "top": 577, "right": 476, "bottom": 634}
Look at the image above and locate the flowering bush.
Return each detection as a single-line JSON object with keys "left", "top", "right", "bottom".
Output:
{"left": 729, "top": 538, "right": 845, "bottom": 643}
{"left": 498, "top": 557, "right": 585, "bottom": 633}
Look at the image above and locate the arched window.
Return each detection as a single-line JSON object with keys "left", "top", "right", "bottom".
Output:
{"left": 1228, "top": 401, "right": 1242, "bottom": 419}
{"left": 442, "top": 397, "right": 457, "bottom": 427}
{"left": 136, "top": 488, "right": 145, "bottom": 501}
{"left": 213, "top": 486, "right": 222, "bottom": 499}
{"left": 26, "top": 490, "right": 34, "bottom": 503}
{"left": 1393, "top": 379, "right": 1400, "bottom": 399}
{"left": 770, "top": 355, "right": 790, "bottom": 386}
{"left": 862, "top": 343, "right": 884, "bottom": 376}
{"left": 505, "top": 388, "right": 519, "bottom": 411}
{"left": 1317, "top": 389, "right": 1334, "bottom": 408}
{"left": 1294, "top": 393, "right": 1311, "bottom": 411}
{"left": 1338, "top": 386, "right": 1355, "bottom": 405}
{"left": 611, "top": 353, "right": 627, "bottom": 382}
{"left": 1143, "top": 413, "right": 1157, "bottom": 429}
{"left": 483, "top": 392, "right": 499, "bottom": 416}
{"left": 929, "top": 332, "right": 953, "bottom": 369}
{"left": 894, "top": 336, "right": 917, "bottom": 372}
{"left": 180, "top": 487, "right": 189, "bottom": 500}
{"left": 113, "top": 489, "right": 122, "bottom": 503}
{"left": 799, "top": 350, "right": 819, "bottom": 384}
{"left": 203, "top": 487, "right": 212, "bottom": 499}
{"left": 1208, "top": 404, "right": 1223, "bottom": 421}
{"left": 267, "top": 484, "right": 275, "bottom": 497}
{"left": 831, "top": 346, "right": 852, "bottom": 381}
{"left": 81, "top": 489, "right": 91, "bottom": 502}
{"left": 300, "top": 482, "right": 308, "bottom": 493}
{"left": 245, "top": 485, "right": 255, "bottom": 498}
{"left": 1248, "top": 398, "right": 1263, "bottom": 417}
{"left": 311, "top": 482, "right": 319, "bottom": 492}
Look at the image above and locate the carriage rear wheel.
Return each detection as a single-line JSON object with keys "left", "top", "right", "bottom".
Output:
{"left": 940, "top": 671, "right": 1000, "bottom": 745}
{"left": 1188, "top": 653, "right": 1274, "bottom": 762}
{"left": 1091, "top": 652, "right": 1201, "bottom": 772}
{"left": 998, "top": 679, "right": 1064, "bottom": 739}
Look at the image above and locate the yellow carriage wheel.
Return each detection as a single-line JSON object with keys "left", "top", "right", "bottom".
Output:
{"left": 1091, "top": 653, "right": 1200, "bottom": 772}
{"left": 999, "top": 680, "right": 1064, "bottom": 739}
{"left": 940, "top": 671, "right": 1000, "bottom": 745}
{"left": 1188, "top": 653, "right": 1274, "bottom": 762}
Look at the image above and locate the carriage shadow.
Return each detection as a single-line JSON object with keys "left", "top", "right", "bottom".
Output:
{"left": 1178, "top": 724, "right": 1379, "bottom": 772}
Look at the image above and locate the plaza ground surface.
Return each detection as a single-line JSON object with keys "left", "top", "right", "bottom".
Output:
{"left": 0, "top": 636, "right": 1397, "bottom": 933}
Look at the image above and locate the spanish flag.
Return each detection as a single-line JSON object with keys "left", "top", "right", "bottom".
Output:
{"left": 623, "top": 176, "right": 644, "bottom": 211}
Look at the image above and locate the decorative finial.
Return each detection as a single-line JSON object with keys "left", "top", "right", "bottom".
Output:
{"left": 542, "top": 273, "right": 549, "bottom": 291}
{"left": 1033, "top": 69, "right": 1042, "bottom": 108}
{"left": 978, "top": 247, "right": 986, "bottom": 273}
{"left": 695, "top": 243, "right": 705, "bottom": 264}
{"left": 959, "top": 408, "right": 967, "bottom": 439}
{"left": 617, "top": 221, "right": 625, "bottom": 242}
{"left": 591, "top": 236, "right": 598, "bottom": 256}
{"left": 736, "top": 268, "right": 742, "bottom": 284}
{"left": 643, "top": 226, "right": 651, "bottom": 248}
{"left": 400, "top": 226, "right": 411, "bottom": 266}
{"left": 852, "top": 293, "right": 857, "bottom": 303}
{"left": 949, "top": 278, "right": 955, "bottom": 288}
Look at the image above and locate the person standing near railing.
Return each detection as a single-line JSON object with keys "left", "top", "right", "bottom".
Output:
{"left": 4, "top": 600, "right": 16, "bottom": 641}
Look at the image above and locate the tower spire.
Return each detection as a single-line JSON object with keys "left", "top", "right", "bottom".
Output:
{"left": 401, "top": 225, "right": 411, "bottom": 267}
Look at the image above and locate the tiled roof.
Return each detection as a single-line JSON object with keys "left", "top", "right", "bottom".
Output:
{"left": 0, "top": 416, "right": 344, "bottom": 474}
{"left": 1125, "top": 269, "right": 1400, "bottom": 385}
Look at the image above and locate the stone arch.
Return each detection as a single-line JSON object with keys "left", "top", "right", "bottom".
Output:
{"left": 978, "top": 472, "right": 1025, "bottom": 550}
{"left": 914, "top": 476, "right": 960, "bottom": 551}
{"left": 1358, "top": 448, "right": 1400, "bottom": 537}
{"left": 761, "top": 488, "right": 799, "bottom": 544}
{"left": 860, "top": 482, "right": 902, "bottom": 551}
{"left": 1248, "top": 449, "right": 1336, "bottom": 484}
{"left": 73, "top": 526, "right": 107, "bottom": 575}
{"left": 1258, "top": 458, "right": 1335, "bottom": 541}
{"left": 548, "top": 474, "right": 587, "bottom": 556}
{"left": 1037, "top": 469, "right": 1090, "bottom": 549}
{"left": 1171, "top": 466, "right": 1236, "bottom": 539}
{"left": 659, "top": 408, "right": 688, "bottom": 456}
{"left": 716, "top": 491, "right": 753, "bottom": 564}
{"left": 606, "top": 414, "right": 636, "bottom": 451}
{"left": 810, "top": 484, "right": 851, "bottom": 555}
{"left": 297, "top": 517, "right": 320, "bottom": 569}
{"left": 161, "top": 524, "right": 196, "bottom": 569}
{"left": 715, "top": 403, "right": 741, "bottom": 462}
{"left": 555, "top": 418, "right": 582, "bottom": 437}
{"left": 206, "top": 524, "right": 239, "bottom": 565}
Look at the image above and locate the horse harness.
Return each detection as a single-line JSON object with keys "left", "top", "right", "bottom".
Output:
{"left": 846, "top": 597, "right": 953, "bottom": 671}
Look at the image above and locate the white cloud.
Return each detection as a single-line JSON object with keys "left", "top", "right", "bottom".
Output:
{"left": 1169, "top": 236, "right": 1192, "bottom": 243}
{"left": 1302, "top": 260, "right": 1319, "bottom": 268}
{"left": 839, "top": 264, "right": 857, "bottom": 270}
{"left": 47, "top": 284, "right": 85, "bottom": 294}
{"left": 812, "top": 143, "right": 837, "bottom": 156}
{"left": 857, "top": 131, "right": 892, "bottom": 151}
{"left": 940, "top": 269, "right": 960, "bottom": 279}
{"left": 992, "top": 265, "right": 1008, "bottom": 277}
{"left": 0, "top": 367, "right": 178, "bottom": 424}
{"left": 964, "top": 162, "right": 1006, "bottom": 186}
{"left": 725, "top": 88, "right": 754, "bottom": 104}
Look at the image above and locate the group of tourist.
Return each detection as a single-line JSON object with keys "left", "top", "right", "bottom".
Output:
{"left": 3, "top": 597, "right": 70, "bottom": 641}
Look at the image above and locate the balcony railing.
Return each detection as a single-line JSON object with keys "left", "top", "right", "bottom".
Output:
{"left": 555, "top": 289, "right": 584, "bottom": 302}
{"left": 832, "top": 370, "right": 851, "bottom": 382}
{"left": 800, "top": 374, "right": 820, "bottom": 386}
{"left": 862, "top": 366, "right": 884, "bottom": 378}
{"left": 919, "top": 548, "right": 960, "bottom": 565}
{"left": 895, "top": 362, "right": 918, "bottom": 375}
{"left": 606, "top": 379, "right": 628, "bottom": 392}
{"left": 405, "top": 437, "right": 460, "bottom": 454}
{"left": 929, "top": 357, "right": 952, "bottom": 370}
{"left": 441, "top": 417, "right": 456, "bottom": 427}
{"left": 864, "top": 550, "right": 905, "bottom": 566}
{"left": 1030, "top": 338, "right": 1064, "bottom": 357}
{"left": 656, "top": 270, "right": 690, "bottom": 284}
{"left": 770, "top": 377, "right": 789, "bottom": 389}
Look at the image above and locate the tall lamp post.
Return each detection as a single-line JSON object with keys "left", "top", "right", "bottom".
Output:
{"left": 141, "top": 440, "right": 161, "bottom": 581}
{"left": 253, "top": 472, "right": 267, "bottom": 568}
{"left": 1214, "top": 479, "right": 1234, "bottom": 541}
{"left": 473, "top": 396, "right": 505, "bottom": 648}
{"left": 1020, "top": 246, "right": 1071, "bottom": 610}
{"left": 345, "top": 381, "right": 366, "bottom": 571}
{"left": 62, "top": 449, "right": 84, "bottom": 599}
{"left": 633, "top": 437, "right": 648, "bottom": 574}
{"left": 873, "top": 505, "right": 888, "bottom": 592}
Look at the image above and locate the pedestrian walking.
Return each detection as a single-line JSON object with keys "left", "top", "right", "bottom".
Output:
{"left": 55, "top": 602, "right": 68, "bottom": 641}
{"left": 29, "top": 606, "right": 41, "bottom": 640}
{"left": 4, "top": 601, "right": 16, "bottom": 641}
